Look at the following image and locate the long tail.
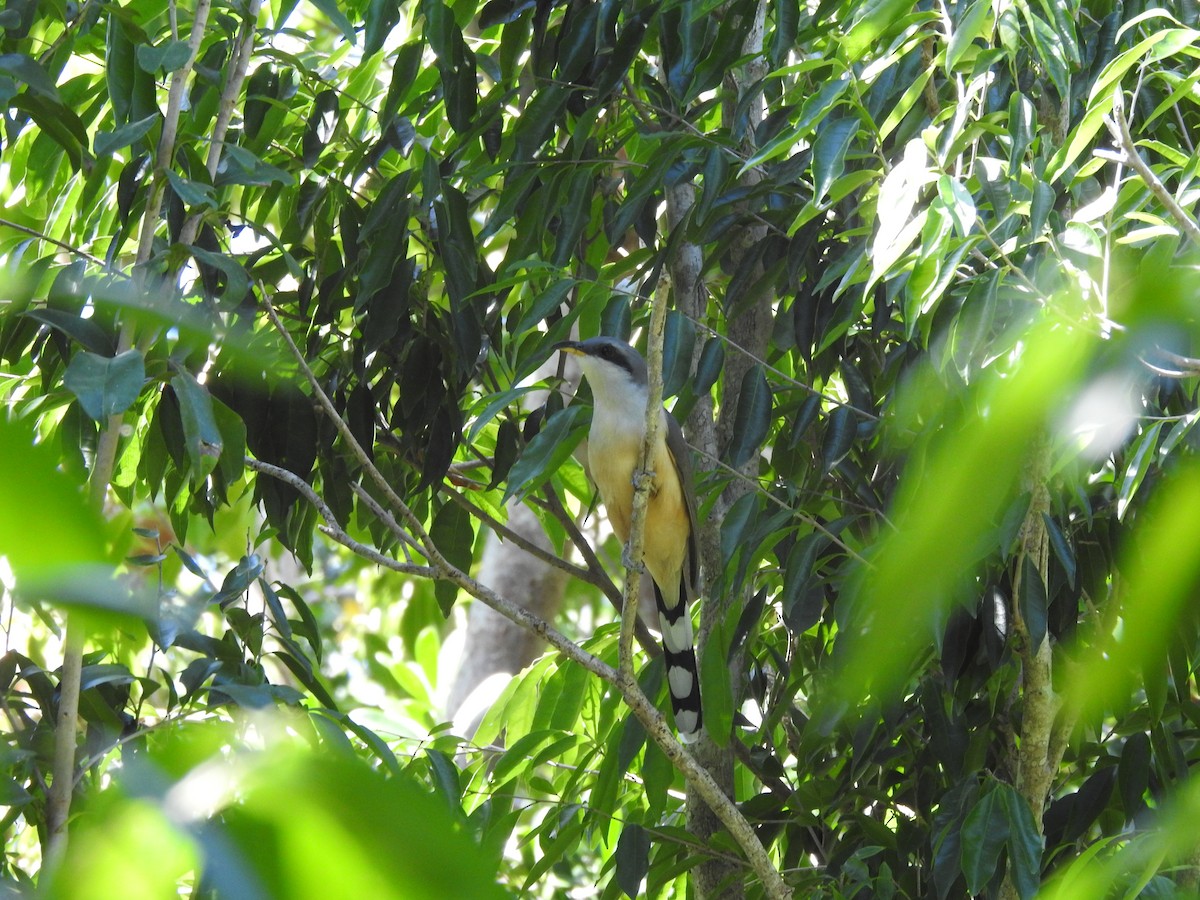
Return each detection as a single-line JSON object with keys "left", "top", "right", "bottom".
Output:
{"left": 654, "top": 579, "right": 702, "bottom": 743}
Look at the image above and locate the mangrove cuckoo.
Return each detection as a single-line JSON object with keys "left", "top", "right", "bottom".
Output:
{"left": 555, "top": 337, "right": 703, "bottom": 743}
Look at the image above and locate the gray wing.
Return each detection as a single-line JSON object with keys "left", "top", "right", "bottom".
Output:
{"left": 664, "top": 410, "right": 700, "bottom": 601}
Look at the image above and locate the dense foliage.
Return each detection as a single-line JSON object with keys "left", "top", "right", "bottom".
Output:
{"left": 1, "top": 0, "right": 1199, "bottom": 896}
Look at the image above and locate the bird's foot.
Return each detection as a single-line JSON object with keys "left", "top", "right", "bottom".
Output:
{"left": 632, "top": 467, "right": 657, "bottom": 495}
{"left": 621, "top": 543, "right": 646, "bottom": 573}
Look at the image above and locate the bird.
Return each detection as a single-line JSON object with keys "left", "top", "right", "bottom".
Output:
{"left": 554, "top": 336, "right": 703, "bottom": 743}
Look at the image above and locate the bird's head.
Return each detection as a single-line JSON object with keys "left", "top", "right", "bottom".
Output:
{"left": 554, "top": 338, "right": 648, "bottom": 404}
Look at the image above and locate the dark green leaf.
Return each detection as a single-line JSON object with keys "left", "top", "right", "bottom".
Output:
{"left": 820, "top": 405, "right": 856, "bottom": 475}
{"left": 302, "top": 90, "right": 341, "bottom": 166}
{"left": 429, "top": 501, "right": 474, "bottom": 616}
{"left": 960, "top": 782, "right": 1009, "bottom": 894}
{"left": 615, "top": 823, "right": 650, "bottom": 899}
{"left": 727, "top": 365, "right": 771, "bottom": 468}
{"left": 693, "top": 336, "right": 724, "bottom": 394}
{"left": 1042, "top": 513, "right": 1076, "bottom": 588}
{"left": 1118, "top": 732, "right": 1151, "bottom": 819}
{"left": 0, "top": 53, "right": 59, "bottom": 98}
{"left": 1018, "top": 555, "right": 1047, "bottom": 647}
{"left": 11, "top": 93, "right": 88, "bottom": 167}
{"left": 24, "top": 309, "right": 114, "bottom": 355}
{"left": 999, "top": 782, "right": 1042, "bottom": 900}
{"left": 63, "top": 349, "right": 145, "bottom": 421}
{"left": 364, "top": 0, "right": 402, "bottom": 56}
{"left": 513, "top": 280, "right": 575, "bottom": 337}
{"left": 780, "top": 533, "right": 823, "bottom": 632}
{"left": 170, "top": 372, "right": 223, "bottom": 480}
{"left": 166, "top": 170, "right": 215, "bottom": 209}
{"left": 719, "top": 491, "right": 759, "bottom": 576}
{"left": 1030, "top": 181, "right": 1054, "bottom": 237}
{"left": 660, "top": 310, "right": 695, "bottom": 400}
{"left": 94, "top": 113, "right": 159, "bottom": 157}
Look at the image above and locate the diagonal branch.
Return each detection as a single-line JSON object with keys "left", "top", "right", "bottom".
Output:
{"left": 1105, "top": 89, "right": 1200, "bottom": 247}
{"left": 259, "top": 294, "right": 792, "bottom": 900}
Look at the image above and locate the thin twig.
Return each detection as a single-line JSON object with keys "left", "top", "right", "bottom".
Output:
{"left": 619, "top": 279, "right": 669, "bottom": 679}
{"left": 135, "top": 0, "right": 214, "bottom": 267}
{"left": 442, "top": 487, "right": 596, "bottom": 588}
{"left": 179, "top": 0, "right": 263, "bottom": 248}
{"left": 0, "top": 218, "right": 109, "bottom": 268}
{"left": 1105, "top": 89, "right": 1200, "bottom": 246}
{"left": 244, "top": 458, "right": 437, "bottom": 578}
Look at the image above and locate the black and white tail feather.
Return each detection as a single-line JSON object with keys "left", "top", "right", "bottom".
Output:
{"left": 655, "top": 576, "right": 702, "bottom": 743}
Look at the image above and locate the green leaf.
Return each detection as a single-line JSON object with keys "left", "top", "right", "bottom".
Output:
{"left": 960, "top": 782, "right": 1010, "bottom": 894}
{"left": 170, "top": 372, "right": 223, "bottom": 481}
{"left": 946, "top": 0, "right": 992, "bottom": 73}
{"left": 364, "top": 0, "right": 403, "bottom": 56}
{"left": 502, "top": 404, "right": 587, "bottom": 503}
{"left": 870, "top": 137, "right": 933, "bottom": 286}
{"left": 661, "top": 310, "right": 695, "bottom": 400}
{"left": 1018, "top": 556, "right": 1047, "bottom": 647}
{"left": 741, "top": 72, "right": 850, "bottom": 172}
{"left": 188, "top": 246, "right": 250, "bottom": 300}
{"left": 693, "top": 336, "right": 724, "bottom": 394}
{"left": 726, "top": 365, "right": 771, "bottom": 468}
{"left": 11, "top": 93, "right": 88, "bottom": 167}
{"left": 937, "top": 176, "right": 976, "bottom": 236}
{"left": 1118, "top": 732, "right": 1151, "bottom": 818}
{"left": 24, "top": 309, "right": 114, "bottom": 355}
{"left": 63, "top": 349, "right": 145, "bottom": 421}
{"left": 615, "top": 823, "right": 650, "bottom": 899}
{"left": 820, "top": 405, "right": 857, "bottom": 475}
{"left": 213, "top": 554, "right": 265, "bottom": 607}
{"left": 999, "top": 782, "right": 1043, "bottom": 899}
{"left": 720, "top": 491, "right": 758, "bottom": 578}
{"left": 1116, "top": 421, "right": 1163, "bottom": 520}
{"left": 1029, "top": 181, "right": 1055, "bottom": 238}
{"left": 429, "top": 501, "right": 474, "bottom": 616}
{"left": 1042, "top": 513, "right": 1076, "bottom": 588}
{"left": 812, "top": 116, "right": 857, "bottom": 204}
{"left": 0, "top": 53, "right": 59, "bottom": 98}
{"left": 94, "top": 113, "right": 159, "bottom": 157}
{"left": 302, "top": 90, "right": 341, "bottom": 166}
{"left": 780, "top": 533, "right": 823, "bottom": 633}
{"left": 135, "top": 39, "right": 192, "bottom": 74}
{"left": 512, "top": 279, "right": 575, "bottom": 338}
{"left": 166, "top": 170, "right": 215, "bottom": 209}
{"left": 699, "top": 608, "right": 734, "bottom": 746}
{"left": 842, "top": 0, "right": 916, "bottom": 57}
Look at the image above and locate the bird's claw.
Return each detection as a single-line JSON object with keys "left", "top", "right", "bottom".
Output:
{"left": 621, "top": 543, "right": 645, "bottom": 573}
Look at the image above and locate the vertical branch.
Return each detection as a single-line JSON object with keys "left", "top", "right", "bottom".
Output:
{"left": 135, "top": 0, "right": 214, "bottom": 267}
{"left": 179, "top": 0, "right": 263, "bottom": 247}
{"left": 686, "top": 2, "right": 772, "bottom": 898}
{"left": 618, "top": 283, "right": 670, "bottom": 677}
{"left": 1000, "top": 434, "right": 1055, "bottom": 900}
{"left": 45, "top": 0, "right": 214, "bottom": 856}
